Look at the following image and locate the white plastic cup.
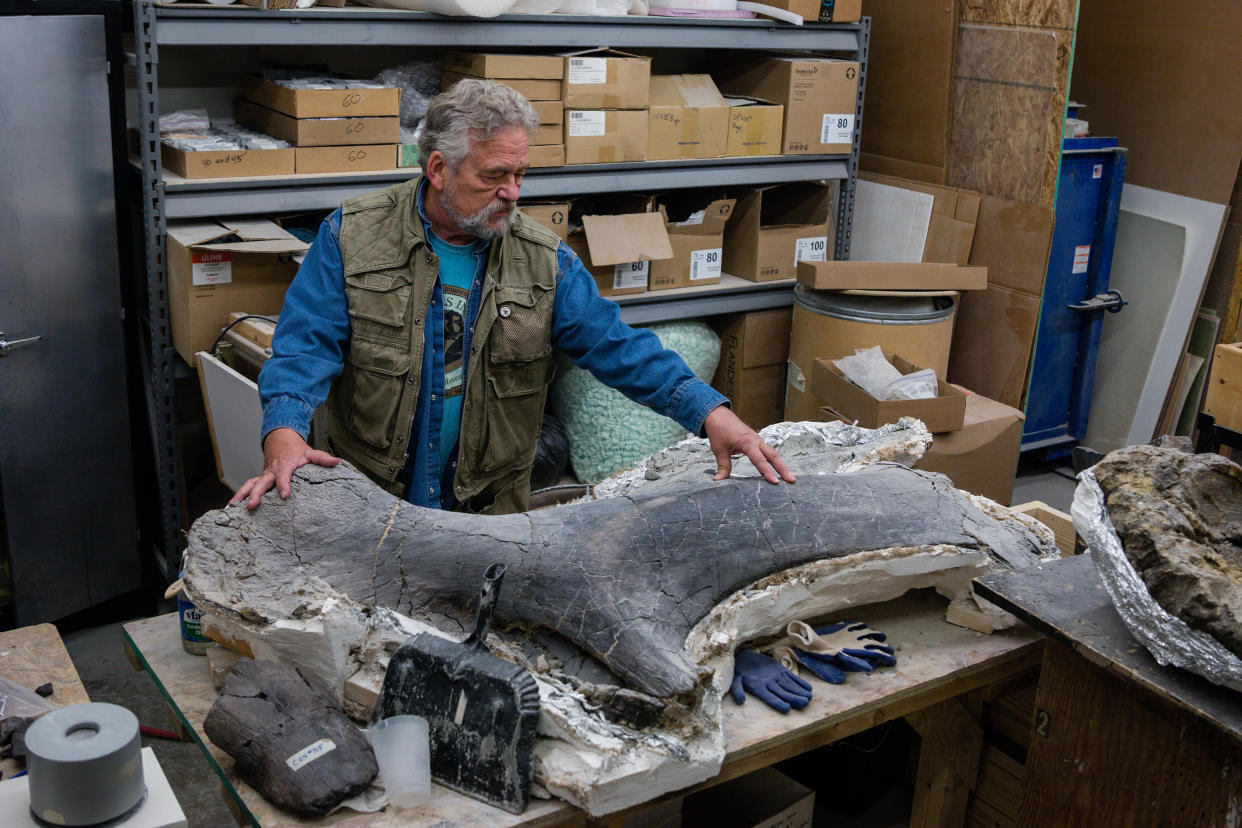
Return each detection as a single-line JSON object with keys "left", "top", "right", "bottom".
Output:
{"left": 368, "top": 715, "right": 432, "bottom": 809}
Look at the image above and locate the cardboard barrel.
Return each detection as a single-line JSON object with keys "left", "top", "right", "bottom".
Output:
{"left": 786, "top": 285, "right": 957, "bottom": 423}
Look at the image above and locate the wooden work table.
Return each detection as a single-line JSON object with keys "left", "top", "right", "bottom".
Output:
{"left": 975, "top": 555, "right": 1242, "bottom": 826}
{"left": 122, "top": 589, "right": 1043, "bottom": 827}
{"left": 0, "top": 623, "right": 91, "bottom": 780}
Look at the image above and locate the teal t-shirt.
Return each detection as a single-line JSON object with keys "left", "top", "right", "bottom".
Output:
{"left": 427, "top": 231, "right": 484, "bottom": 478}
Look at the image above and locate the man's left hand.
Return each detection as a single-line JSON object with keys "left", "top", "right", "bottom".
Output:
{"left": 703, "top": 406, "right": 796, "bottom": 485}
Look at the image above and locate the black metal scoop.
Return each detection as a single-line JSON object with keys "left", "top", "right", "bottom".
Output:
{"left": 373, "top": 563, "right": 540, "bottom": 814}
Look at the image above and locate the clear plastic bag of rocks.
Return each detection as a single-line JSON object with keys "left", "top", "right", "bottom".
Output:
{"left": 159, "top": 109, "right": 210, "bottom": 134}
{"left": 835, "top": 345, "right": 936, "bottom": 401}
{"left": 375, "top": 60, "right": 441, "bottom": 129}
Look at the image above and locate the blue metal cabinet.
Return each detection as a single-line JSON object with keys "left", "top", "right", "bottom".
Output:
{"left": 1022, "top": 138, "right": 1127, "bottom": 454}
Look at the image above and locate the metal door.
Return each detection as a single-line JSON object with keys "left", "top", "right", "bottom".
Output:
{"left": 0, "top": 13, "right": 140, "bottom": 623}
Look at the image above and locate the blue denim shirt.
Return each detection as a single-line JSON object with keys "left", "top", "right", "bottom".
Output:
{"left": 259, "top": 187, "right": 728, "bottom": 508}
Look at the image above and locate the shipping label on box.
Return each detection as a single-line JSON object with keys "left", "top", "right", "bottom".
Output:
{"left": 564, "top": 109, "right": 648, "bottom": 164}
{"left": 192, "top": 251, "right": 232, "bottom": 285}
{"left": 443, "top": 51, "right": 564, "bottom": 80}
{"left": 561, "top": 48, "right": 652, "bottom": 108}
{"left": 725, "top": 96, "right": 784, "bottom": 157}
{"left": 716, "top": 57, "right": 859, "bottom": 154}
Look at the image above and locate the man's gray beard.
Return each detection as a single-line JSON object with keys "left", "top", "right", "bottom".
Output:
{"left": 441, "top": 183, "right": 516, "bottom": 241}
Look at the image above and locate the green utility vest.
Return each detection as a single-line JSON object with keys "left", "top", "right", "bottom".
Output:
{"left": 321, "top": 177, "right": 561, "bottom": 515}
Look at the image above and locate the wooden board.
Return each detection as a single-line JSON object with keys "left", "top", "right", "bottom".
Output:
{"left": 1070, "top": 1, "right": 1242, "bottom": 205}
{"left": 1018, "top": 638, "right": 1242, "bottom": 827}
{"left": 0, "top": 624, "right": 91, "bottom": 779}
{"left": 1203, "top": 341, "right": 1242, "bottom": 431}
{"left": 1010, "top": 501, "right": 1076, "bottom": 557}
{"left": 124, "top": 589, "right": 1043, "bottom": 827}
{"left": 974, "top": 554, "right": 1242, "bottom": 744}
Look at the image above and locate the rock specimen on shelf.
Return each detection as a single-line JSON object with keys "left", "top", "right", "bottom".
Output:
{"left": 1092, "top": 444, "right": 1242, "bottom": 658}
{"left": 204, "top": 658, "right": 378, "bottom": 816}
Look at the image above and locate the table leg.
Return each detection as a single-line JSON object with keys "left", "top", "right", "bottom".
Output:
{"left": 907, "top": 698, "right": 984, "bottom": 828}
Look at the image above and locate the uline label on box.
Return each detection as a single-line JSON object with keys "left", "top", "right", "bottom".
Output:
{"left": 191, "top": 251, "right": 232, "bottom": 286}
{"left": 795, "top": 236, "right": 828, "bottom": 263}
{"left": 568, "top": 57, "right": 607, "bottom": 84}
{"left": 690, "top": 248, "right": 723, "bottom": 280}
{"left": 614, "top": 261, "right": 649, "bottom": 290}
{"left": 821, "top": 113, "right": 854, "bottom": 144}
{"left": 567, "top": 110, "right": 607, "bottom": 137}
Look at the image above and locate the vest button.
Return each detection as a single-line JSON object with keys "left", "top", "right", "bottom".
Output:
{"left": 499, "top": 305, "right": 512, "bottom": 318}
{"left": 407, "top": 377, "right": 414, "bottom": 385}
{"left": 387, "top": 467, "right": 395, "bottom": 474}
{"left": 396, "top": 435, "right": 403, "bottom": 443}
{"left": 414, "top": 317, "right": 422, "bottom": 326}
{"left": 425, "top": 254, "right": 433, "bottom": 264}
{"left": 465, "top": 401, "right": 471, "bottom": 410}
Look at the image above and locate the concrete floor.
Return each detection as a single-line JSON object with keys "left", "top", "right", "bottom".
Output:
{"left": 50, "top": 459, "right": 1077, "bottom": 828}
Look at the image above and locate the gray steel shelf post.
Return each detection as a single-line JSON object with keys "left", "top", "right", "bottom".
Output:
{"left": 835, "top": 14, "right": 868, "bottom": 262}
{"left": 134, "top": 0, "right": 181, "bottom": 575}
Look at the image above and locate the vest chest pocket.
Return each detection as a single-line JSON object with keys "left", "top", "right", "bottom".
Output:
{"left": 342, "top": 336, "right": 411, "bottom": 450}
{"left": 489, "top": 285, "right": 554, "bottom": 363}
{"left": 345, "top": 269, "right": 415, "bottom": 335}
{"left": 476, "top": 356, "right": 556, "bottom": 473}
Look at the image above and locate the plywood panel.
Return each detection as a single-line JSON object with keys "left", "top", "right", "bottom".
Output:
{"left": 859, "top": 0, "right": 957, "bottom": 183}
{"left": 949, "top": 25, "right": 1063, "bottom": 206}
{"left": 960, "top": 0, "right": 1074, "bottom": 29}
{"left": 1071, "top": 1, "right": 1242, "bottom": 205}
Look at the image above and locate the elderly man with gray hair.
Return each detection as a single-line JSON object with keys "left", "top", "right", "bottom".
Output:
{"left": 234, "top": 79, "right": 794, "bottom": 515}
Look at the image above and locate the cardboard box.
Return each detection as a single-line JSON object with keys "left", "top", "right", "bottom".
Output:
{"left": 797, "top": 260, "right": 988, "bottom": 291}
{"left": 564, "top": 109, "right": 648, "bottom": 165}
{"left": 819, "top": 0, "right": 861, "bottom": 21}
{"left": 235, "top": 99, "right": 399, "bottom": 147}
{"left": 441, "top": 71, "right": 562, "bottom": 102}
{"left": 294, "top": 144, "right": 396, "bottom": 174}
{"left": 913, "top": 387, "right": 1025, "bottom": 505}
{"left": 532, "top": 99, "right": 564, "bottom": 124}
{"left": 683, "top": 768, "right": 814, "bottom": 828}
{"left": 650, "top": 194, "right": 735, "bottom": 290}
{"left": 813, "top": 352, "right": 967, "bottom": 432}
{"left": 160, "top": 143, "right": 294, "bottom": 179}
{"left": 1012, "top": 500, "right": 1079, "bottom": 557}
{"left": 166, "top": 219, "right": 309, "bottom": 366}
{"left": 520, "top": 201, "right": 570, "bottom": 241}
{"left": 529, "top": 143, "right": 564, "bottom": 168}
{"left": 562, "top": 48, "right": 652, "bottom": 109}
{"left": 535, "top": 122, "right": 561, "bottom": 145}
{"left": 723, "top": 182, "right": 833, "bottom": 282}
{"left": 711, "top": 309, "right": 792, "bottom": 429}
{"left": 716, "top": 57, "right": 859, "bottom": 154}
{"left": 443, "top": 51, "right": 564, "bottom": 80}
{"left": 566, "top": 196, "right": 673, "bottom": 297}
{"left": 852, "top": 172, "right": 981, "bottom": 265}
{"left": 242, "top": 74, "right": 399, "bottom": 119}
{"left": 648, "top": 75, "right": 729, "bottom": 161}
{"left": 724, "top": 96, "right": 784, "bottom": 157}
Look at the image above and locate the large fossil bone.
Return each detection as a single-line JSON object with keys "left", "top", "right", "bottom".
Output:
{"left": 186, "top": 460, "right": 1048, "bottom": 699}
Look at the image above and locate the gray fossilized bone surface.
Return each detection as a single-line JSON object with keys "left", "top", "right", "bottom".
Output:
{"left": 186, "top": 460, "right": 1048, "bottom": 698}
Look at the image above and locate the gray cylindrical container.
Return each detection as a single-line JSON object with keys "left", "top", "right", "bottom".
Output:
{"left": 25, "top": 702, "right": 146, "bottom": 826}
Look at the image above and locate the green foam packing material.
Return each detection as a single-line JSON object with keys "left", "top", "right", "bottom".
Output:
{"left": 551, "top": 320, "right": 721, "bottom": 484}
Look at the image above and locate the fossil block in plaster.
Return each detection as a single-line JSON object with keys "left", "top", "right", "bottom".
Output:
{"left": 183, "top": 420, "right": 1056, "bottom": 816}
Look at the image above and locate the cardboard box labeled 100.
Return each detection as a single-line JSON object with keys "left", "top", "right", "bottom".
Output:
{"left": 723, "top": 182, "right": 834, "bottom": 282}
{"left": 167, "top": 219, "right": 308, "bottom": 366}
{"left": 813, "top": 352, "right": 966, "bottom": 432}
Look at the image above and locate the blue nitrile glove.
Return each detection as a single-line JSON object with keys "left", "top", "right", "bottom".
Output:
{"left": 729, "top": 648, "right": 813, "bottom": 714}
{"left": 787, "top": 620, "right": 897, "bottom": 680}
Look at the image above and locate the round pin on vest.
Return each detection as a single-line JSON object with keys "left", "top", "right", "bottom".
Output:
{"left": 25, "top": 703, "right": 145, "bottom": 826}
{"left": 499, "top": 305, "right": 512, "bottom": 318}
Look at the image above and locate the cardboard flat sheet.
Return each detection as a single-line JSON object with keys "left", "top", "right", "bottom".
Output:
{"left": 798, "top": 261, "right": 986, "bottom": 291}
{"left": 850, "top": 180, "right": 933, "bottom": 262}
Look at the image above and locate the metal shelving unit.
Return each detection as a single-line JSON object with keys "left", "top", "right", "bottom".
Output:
{"left": 129, "top": 1, "right": 869, "bottom": 569}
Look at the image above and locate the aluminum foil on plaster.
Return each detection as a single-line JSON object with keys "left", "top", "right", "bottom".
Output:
{"left": 1074, "top": 469, "right": 1242, "bottom": 692}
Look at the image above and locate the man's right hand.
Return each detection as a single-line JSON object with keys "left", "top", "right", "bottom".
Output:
{"left": 230, "top": 428, "right": 339, "bottom": 510}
